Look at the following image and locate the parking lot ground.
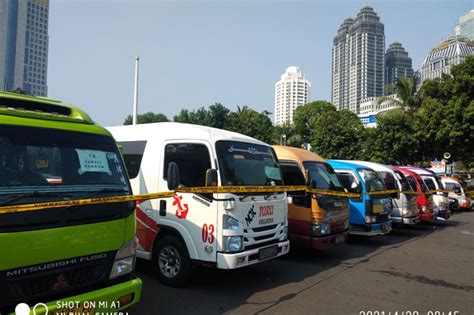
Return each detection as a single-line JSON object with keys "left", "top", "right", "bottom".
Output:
{"left": 130, "top": 211, "right": 474, "bottom": 315}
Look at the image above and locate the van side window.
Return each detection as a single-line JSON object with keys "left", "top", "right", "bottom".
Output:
{"left": 164, "top": 143, "right": 211, "bottom": 187}
{"left": 118, "top": 141, "right": 147, "bottom": 179}
{"left": 279, "top": 162, "right": 307, "bottom": 207}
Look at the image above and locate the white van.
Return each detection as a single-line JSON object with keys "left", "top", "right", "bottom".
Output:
{"left": 108, "top": 122, "right": 290, "bottom": 286}
{"left": 345, "top": 161, "right": 419, "bottom": 225}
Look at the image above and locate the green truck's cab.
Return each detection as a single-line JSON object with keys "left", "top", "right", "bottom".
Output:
{"left": 0, "top": 91, "right": 141, "bottom": 314}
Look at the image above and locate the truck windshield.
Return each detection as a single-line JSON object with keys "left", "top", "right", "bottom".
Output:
{"left": 303, "top": 161, "right": 344, "bottom": 191}
{"left": 216, "top": 141, "right": 283, "bottom": 186}
{"left": 357, "top": 169, "right": 385, "bottom": 192}
{"left": 0, "top": 124, "right": 130, "bottom": 205}
{"left": 405, "top": 175, "right": 418, "bottom": 191}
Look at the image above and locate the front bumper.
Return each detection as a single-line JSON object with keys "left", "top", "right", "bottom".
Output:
{"left": 6, "top": 278, "right": 142, "bottom": 315}
{"left": 310, "top": 230, "right": 349, "bottom": 250}
{"left": 437, "top": 209, "right": 451, "bottom": 220}
{"left": 391, "top": 215, "right": 420, "bottom": 225}
{"left": 216, "top": 240, "right": 290, "bottom": 269}
{"left": 349, "top": 221, "right": 392, "bottom": 236}
{"left": 418, "top": 212, "right": 435, "bottom": 223}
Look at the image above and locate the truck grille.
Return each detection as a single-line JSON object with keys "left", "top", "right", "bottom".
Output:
{"left": 1, "top": 251, "right": 115, "bottom": 310}
{"left": 243, "top": 223, "right": 284, "bottom": 249}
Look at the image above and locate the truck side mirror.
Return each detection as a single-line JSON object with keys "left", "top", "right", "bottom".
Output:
{"left": 167, "top": 162, "right": 180, "bottom": 190}
{"left": 205, "top": 169, "right": 218, "bottom": 187}
{"left": 390, "top": 191, "right": 400, "bottom": 199}
{"left": 309, "top": 179, "right": 317, "bottom": 189}
{"left": 454, "top": 187, "right": 461, "bottom": 194}
{"left": 352, "top": 182, "right": 362, "bottom": 195}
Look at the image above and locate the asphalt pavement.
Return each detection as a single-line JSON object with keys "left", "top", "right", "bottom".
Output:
{"left": 129, "top": 211, "right": 474, "bottom": 315}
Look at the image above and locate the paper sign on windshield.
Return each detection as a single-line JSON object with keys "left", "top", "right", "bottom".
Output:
{"left": 76, "top": 149, "right": 112, "bottom": 175}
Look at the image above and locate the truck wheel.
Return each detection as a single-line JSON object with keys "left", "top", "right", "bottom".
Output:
{"left": 153, "top": 235, "right": 191, "bottom": 287}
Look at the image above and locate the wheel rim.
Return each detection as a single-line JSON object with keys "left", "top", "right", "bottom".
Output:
{"left": 158, "top": 245, "right": 182, "bottom": 278}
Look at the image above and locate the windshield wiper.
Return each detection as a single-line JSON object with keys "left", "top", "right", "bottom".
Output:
{"left": 0, "top": 191, "right": 71, "bottom": 207}
{"left": 80, "top": 188, "right": 130, "bottom": 199}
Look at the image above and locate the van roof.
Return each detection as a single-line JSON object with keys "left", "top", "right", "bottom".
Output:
{"left": 0, "top": 91, "right": 111, "bottom": 136}
{"left": 327, "top": 159, "right": 371, "bottom": 171}
{"left": 107, "top": 122, "right": 268, "bottom": 146}
{"left": 340, "top": 160, "right": 394, "bottom": 173}
{"left": 272, "top": 146, "right": 326, "bottom": 163}
{"left": 399, "top": 166, "right": 436, "bottom": 177}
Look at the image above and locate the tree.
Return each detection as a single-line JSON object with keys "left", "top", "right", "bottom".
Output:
{"left": 293, "top": 101, "right": 337, "bottom": 144}
{"left": 123, "top": 112, "right": 169, "bottom": 125}
{"left": 414, "top": 56, "right": 474, "bottom": 165}
{"left": 363, "top": 109, "right": 419, "bottom": 164}
{"left": 311, "top": 109, "right": 365, "bottom": 159}
{"left": 173, "top": 107, "right": 212, "bottom": 126}
{"left": 208, "top": 103, "right": 230, "bottom": 129}
{"left": 379, "top": 75, "right": 420, "bottom": 111}
{"left": 227, "top": 106, "right": 275, "bottom": 143}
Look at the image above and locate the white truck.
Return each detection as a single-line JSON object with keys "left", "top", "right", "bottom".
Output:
{"left": 108, "top": 122, "right": 290, "bottom": 286}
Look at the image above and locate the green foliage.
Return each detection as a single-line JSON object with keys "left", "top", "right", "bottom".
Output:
{"left": 365, "top": 109, "right": 418, "bottom": 164}
{"left": 294, "top": 101, "right": 336, "bottom": 144}
{"left": 311, "top": 108, "right": 365, "bottom": 159}
{"left": 227, "top": 106, "right": 274, "bottom": 143}
{"left": 123, "top": 112, "right": 169, "bottom": 125}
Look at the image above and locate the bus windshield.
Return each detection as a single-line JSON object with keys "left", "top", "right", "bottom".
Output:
{"left": 216, "top": 141, "right": 283, "bottom": 186}
{"left": 303, "top": 161, "right": 344, "bottom": 191}
{"left": 358, "top": 168, "right": 386, "bottom": 192}
{"left": 0, "top": 125, "right": 130, "bottom": 204}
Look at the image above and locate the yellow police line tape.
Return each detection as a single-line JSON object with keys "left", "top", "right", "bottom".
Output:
{"left": 0, "top": 186, "right": 459, "bottom": 215}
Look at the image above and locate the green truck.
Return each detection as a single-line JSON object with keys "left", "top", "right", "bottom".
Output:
{"left": 0, "top": 91, "right": 141, "bottom": 314}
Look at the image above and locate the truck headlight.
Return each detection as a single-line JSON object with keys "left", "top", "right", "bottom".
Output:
{"left": 223, "top": 215, "right": 240, "bottom": 231}
{"left": 365, "top": 215, "right": 377, "bottom": 223}
{"left": 223, "top": 236, "right": 243, "bottom": 252}
{"left": 109, "top": 239, "right": 136, "bottom": 279}
{"left": 421, "top": 206, "right": 429, "bottom": 213}
{"left": 311, "top": 221, "right": 330, "bottom": 236}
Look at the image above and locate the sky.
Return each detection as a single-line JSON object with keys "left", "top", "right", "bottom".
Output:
{"left": 47, "top": 0, "right": 473, "bottom": 126}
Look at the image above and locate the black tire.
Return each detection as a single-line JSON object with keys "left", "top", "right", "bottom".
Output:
{"left": 152, "top": 235, "right": 192, "bottom": 287}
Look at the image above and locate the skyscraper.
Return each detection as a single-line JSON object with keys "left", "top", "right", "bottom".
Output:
{"left": 331, "top": 6, "right": 385, "bottom": 114}
{"left": 384, "top": 41, "right": 414, "bottom": 92}
{"left": 274, "top": 66, "right": 311, "bottom": 126}
{"left": 420, "top": 36, "right": 474, "bottom": 84}
{"left": 0, "top": 0, "right": 49, "bottom": 96}
{"left": 455, "top": 9, "right": 474, "bottom": 40}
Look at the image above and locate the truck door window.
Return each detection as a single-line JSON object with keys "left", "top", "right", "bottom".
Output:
{"left": 118, "top": 141, "right": 147, "bottom": 179}
{"left": 377, "top": 171, "right": 398, "bottom": 191}
{"left": 405, "top": 175, "right": 418, "bottom": 191}
{"left": 164, "top": 143, "right": 211, "bottom": 187}
{"left": 280, "top": 162, "right": 306, "bottom": 207}
{"left": 423, "top": 178, "right": 436, "bottom": 191}
{"left": 336, "top": 172, "right": 359, "bottom": 193}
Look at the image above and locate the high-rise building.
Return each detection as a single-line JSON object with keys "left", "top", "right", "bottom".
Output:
{"left": 384, "top": 41, "right": 414, "bottom": 92}
{"left": 455, "top": 9, "right": 474, "bottom": 40}
{"left": 420, "top": 36, "right": 474, "bottom": 84}
{"left": 332, "top": 6, "right": 385, "bottom": 114}
{"left": 274, "top": 66, "right": 311, "bottom": 126}
{"left": 0, "top": 0, "right": 49, "bottom": 96}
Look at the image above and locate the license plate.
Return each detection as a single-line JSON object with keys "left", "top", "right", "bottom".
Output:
{"left": 373, "top": 204, "right": 383, "bottom": 213}
{"left": 259, "top": 245, "right": 278, "bottom": 260}
{"left": 54, "top": 305, "right": 95, "bottom": 315}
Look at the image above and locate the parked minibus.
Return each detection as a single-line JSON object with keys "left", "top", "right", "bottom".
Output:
{"left": 347, "top": 161, "right": 419, "bottom": 226}
{"left": 441, "top": 176, "right": 472, "bottom": 210}
{"left": 327, "top": 160, "right": 392, "bottom": 235}
{"left": 108, "top": 123, "right": 290, "bottom": 286}
{"left": 273, "top": 146, "right": 349, "bottom": 249}
{"left": 0, "top": 91, "right": 142, "bottom": 314}
{"left": 400, "top": 167, "right": 451, "bottom": 220}
{"left": 393, "top": 167, "right": 435, "bottom": 223}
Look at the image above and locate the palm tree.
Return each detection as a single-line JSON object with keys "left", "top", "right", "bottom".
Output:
{"left": 378, "top": 75, "right": 420, "bottom": 111}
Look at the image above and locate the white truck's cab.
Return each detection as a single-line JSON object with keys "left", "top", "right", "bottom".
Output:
{"left": 347, "top": 161, "right": 419, "bottom": 225}
{"left": 402, "top": 167, "right": 451, "bottom": 220}
{"left": 108, "top": 123, "right": 289, "bottom": 286}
